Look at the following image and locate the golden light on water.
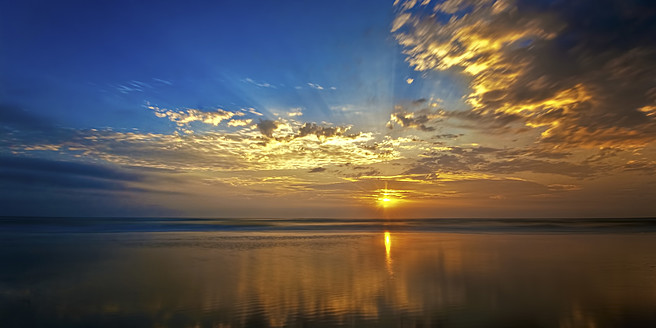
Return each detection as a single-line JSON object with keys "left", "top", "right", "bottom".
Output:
{"left": 384, "top": 231, "right": 391, "bottom": 256}
{"left": 384, "top": 231, "right": 393, "bottom": 275}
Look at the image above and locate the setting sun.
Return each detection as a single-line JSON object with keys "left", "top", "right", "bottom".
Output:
{"left": 378, "top": 194, "right": 397, "bottom": 207}
{"left": 375, "top": 182, "right": 404, "bottom": 208}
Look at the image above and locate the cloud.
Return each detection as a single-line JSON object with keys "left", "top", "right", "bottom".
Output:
{"left": 385, "top": 101, "right": 528, "bottom": 134}
{"left": 0, "top": 156, "right": 143, "bottom": 191}
{"left": 227, "top": 119, "right": 253, "bottom": 127}
{"left": 342, "top": 173, "right": 555, "bottom": 203}
{"left": 152, "top": 78, "right": 173, "bottom": 85}
{"left": 329, "top": 105, "right": 362, "bottom": 115}
{"left": 254, "top": 119, "right": 359, "bottom": 142}
{"left": 0, "top": 104, "right": 53, "bottom": 131}
{"left": 256, "top": 119, "right": 278, "bottom": 138}
{"left": 338, "top": 165, "right": 382, "bottom": 178}
{"left": 20, "top": 122, "right": 391, "bottom": 173}
{"left": 243, "top": 78, "right": 275, "bottom": 88}
{"left": 287, "top": 108, "right": 303, "bottom": 117}
{"left": 146, "top": 105, "right": 244, "bottom": 126}
{"left": 306, "top": 83, "right": 336, "bottom": 90}
{"left": 0, "top": 155, "right": 174, "bottom": 217}
{"left": 480, "top": 158, "right": 596, "bottom": 178}
{"left": 622, "top": 160, "right": 656, "bottom": 174}
{"left": 387, "top": 108, "right": 444, "bottom": 131}
{"left": 242, "top": 107, "right": 264, "bottom": 116}
{"left": 307, "top": 83, "right": 324, "bottom": 90}
{"left": 113, "top": 79, "right": 174, "bottom": 94}
{"left": 113, "top": 78, "right": 172, "bottom": 94}
{"left": 433, "top": 133, "right": 463, "bottom": 140}
{"left": 548, "top": 184, "right": 582, "bottom": 192}
{"left": 404, "top": 143, "right": 602, "bottom": 178}
{"left": 582, "top": 148, "right": 621, "bottom": 164}
{"left": 5, "top": 110, "right": 653, "bottom": 217}
{"left": 393, "top": 0, "right": 656, "bottom": 148}
{"left": 114, "top": 82, "right": 147, "bottom": 94}
{"left": 296, "top": 123, "right": 354, "bottom": 139}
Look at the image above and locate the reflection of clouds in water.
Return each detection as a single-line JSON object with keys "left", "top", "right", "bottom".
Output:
{"left": 2, "top": 232, "right": 656, "bottom": 327}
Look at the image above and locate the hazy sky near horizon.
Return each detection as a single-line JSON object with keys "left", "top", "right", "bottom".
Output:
{"left": 1, "top": 0, "right": 655, "bottom": 218}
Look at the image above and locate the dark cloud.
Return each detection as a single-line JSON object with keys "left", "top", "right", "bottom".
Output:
{"left": 449, "top": 146, "right": 499, "bottom": 155}
{"left": 622, "top": 160, "right": 656, "bottom": 174}
{"left": 388, "top": 105, "right": 529, "bottom": 135}
{"left": 297, "top": 123, "right": 353, "bottom": 139}
{"left": 406, "top": 145, "right": 599, "bottom": 178}
{"left": 445, "top": 110, "right": 527, "bottom": 134}
{"left": 0, "top": 105, "right": 59, "bottom": 151}
{"left": 433, "top": 133, "right": 463, "bottom": 140}
{"left": 256, "top": 120, "right": 278, "bottom": 138}
{"left": 308, "top": 167, "right": 326, "bottom": 173}
{"left": 0, "top": 104, "right": 52, "bottom": 130}
{"left": 256, "top": 120, "right": 357, "bottom": 142}
{"left": 480, "top": 158, "right": 596, "bottom": 178}
{"left": 0, "top": 156, "right": 159, "bottom": 216}
{"left": 402, "top": 165, "right": 436, "bottom": 175}
{"left": 345, "top": 168, "right": 380, "bottom": 178}
{"left": 495, "top": 148, "right": 573, "bottom": 160}
{"left": 1, "top": 156, "right": 140, "bottom": 182}
{"left": 387, "top": 108, "right": 441, "bottom": 131}
{"left": 414, "top": 152, "right": 488, "bottom": 174}
{"left": 583, "top": 148, "right": 622, "bottom": 163}
{"left": 0, "top": 156, "right": 143, "bottom": 191}
{"left": 547, "top": 184, "right": 582, "bottom": 192}
{"left": 446, "top": 178, "right": 551, "bottom": 198}
{"left": 333, "top": 163, "right": 382, "bottom": 178}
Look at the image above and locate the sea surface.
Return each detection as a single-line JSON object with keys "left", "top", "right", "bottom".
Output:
{"left": 1, "top": 217, "right": 656, "bottom": 327}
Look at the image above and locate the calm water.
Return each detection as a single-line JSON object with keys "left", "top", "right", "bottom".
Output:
{"left": 1, "top": 218, "right": 656, "bottom": 327}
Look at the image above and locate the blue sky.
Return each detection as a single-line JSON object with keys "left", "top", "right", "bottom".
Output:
{"left": 1, "top": 0, "right": 655, "bottom": 218}
{"left": 2, "top": 0, "right": 454, "bottom": 130}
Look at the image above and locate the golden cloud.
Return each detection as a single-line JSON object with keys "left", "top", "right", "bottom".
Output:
{"left": 393, "top": 0, "right": 656, "bottom": 148}
{"left": 147, "top": 105, "right": 244, "bottom": 126}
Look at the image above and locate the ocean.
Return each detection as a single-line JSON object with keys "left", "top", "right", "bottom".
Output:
{"left": 1, "top": 217, "right": 655, "bottom": 327}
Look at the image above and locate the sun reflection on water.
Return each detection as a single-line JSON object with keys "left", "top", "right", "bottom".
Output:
{"left": 384, "top": 231, "right": 393, "bottom": 275}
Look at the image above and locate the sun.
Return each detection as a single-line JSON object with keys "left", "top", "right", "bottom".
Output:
{"left": 374, "top": 182, "right": 404, "bottom": 208}
{"left": 377, "top": 191, "right": 398, "bottom": 207}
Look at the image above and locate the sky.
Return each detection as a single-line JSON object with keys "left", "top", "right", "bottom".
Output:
{"left": 1, "top": 0, "right": 655, "bottom": 218}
